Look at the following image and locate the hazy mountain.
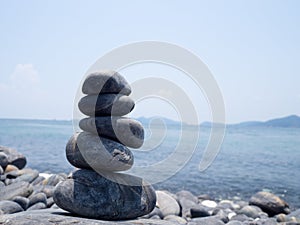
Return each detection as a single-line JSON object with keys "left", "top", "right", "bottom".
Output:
{"left": 136, "top": 115, "right": 300, "bottom": 128}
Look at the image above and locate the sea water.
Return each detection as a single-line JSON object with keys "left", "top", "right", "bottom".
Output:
{"left": 0, "top": 119, "right": 299, "bottom": 208}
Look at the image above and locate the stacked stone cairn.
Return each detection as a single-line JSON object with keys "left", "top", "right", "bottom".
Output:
{"left": 53, "top": 70, "right": 156, "bottom": 220}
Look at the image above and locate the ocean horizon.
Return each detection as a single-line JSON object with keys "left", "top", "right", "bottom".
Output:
{"left": 0, "top": 118, "right": 299, "bottom": 209}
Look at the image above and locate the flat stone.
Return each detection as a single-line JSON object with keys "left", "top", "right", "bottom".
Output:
{"left": 0, "top": 181, "right": 33, "bottom": 201}
{"left": 156, "top": 190, "right": 180, "bottom": 217}
{"left": 79, "top": 117, "right": 144, "bottom": 148}
{"left": 66, "top": 132, "right": 134, "bottom": 172}
{"left": 78, "top": 94, "right": 135, "bottom": 116}
{"left": 0, "top": 200, "right": 24, "bottom": 214}
{"left": 249, "top": 191, "right": 290, "bottom": 216}
{"left": 53, "top": 169, "right": 156, "bottom": 220}
{"left": 226, "top": 221, "right": 243, "bottom": 225}
{"left": 82, "top": 70, "right": 131, "bottom": 95}
{"left": 164, "top": 215, "right": 187, "bottom": 224}
{"left": 0, "top": 152, "right": 8, "bottom": 168}
{"left": 12, "top": 196, "right": 30, "bottom": 210}
{"left": 14, "top": 169, "right": 39, "bottom": 183}
{"left": 188, "top": 216, "right": 225, "bottom": 225}
{"left": 0, "top": 165, "right": 3, "bottom": 175}
{"left": 0, "top": 146, "right": 26, "bottom": 169}
{"left": 0, "top": 208, "right": 174, "bottom": 225}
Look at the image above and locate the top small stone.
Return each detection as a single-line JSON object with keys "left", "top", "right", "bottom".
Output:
{"left": 82, "top": 70, "right": 131, "bottom": 95}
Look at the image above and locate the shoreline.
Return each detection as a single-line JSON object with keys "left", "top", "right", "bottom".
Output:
{"left": 1, "top": 145, "right": 300, "bottom": 224}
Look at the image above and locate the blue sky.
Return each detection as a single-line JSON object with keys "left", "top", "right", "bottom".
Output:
{"left": 0, "top": 0, "right": 299, "bottom": 123}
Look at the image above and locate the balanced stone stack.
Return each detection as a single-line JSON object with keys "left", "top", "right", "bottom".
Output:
{"left": 53, "top": 70, "right": 156, "bottom": 220}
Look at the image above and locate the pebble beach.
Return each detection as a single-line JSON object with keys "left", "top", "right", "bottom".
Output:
{"left": 1, "top": 145, "right": 300, "bottom": 225}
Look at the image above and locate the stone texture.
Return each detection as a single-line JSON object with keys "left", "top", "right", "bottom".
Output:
{"left": 79, "top": 117, "right": 144, "bottom": 148}
{"left": 0, "top": 181, "right": 33, "bottom": 201}
{"left": 249, "top": 191, "right": 290, "bottom": 216}
{"left": 28, "top": 192, "right": 47, "bottom": 207}
{"left": 190, "top": 205, "right": 211, "bottom": 218}
{"left": 66, "top": 132, "right": 134, "bottom": 172}
{"left": 0, "top": 146, "right": 26, "bottom": 169}
{"left": 53, "top": 169, "right": 156, "bottom": 220}
{"left": 0, "top": 208, "right": 175, "bottom": 225}
{"left": 14, "top": 169, "right": 39, "bottom": 183}
{"left": 0, "top": 200, "right": 24, "bottom": 214}
{"left": 188, "top": 216, "right": 225, "bottom": 225}
{"left": 238, "top": 205, "right": 263, "bottom": 219}
{"left": 0, "top": 152, "right": 8, "bottom": 169}
{"left": 0, "top": 165, "right": 3, "bottom": 175}
{"left": 82, "top": 70, "right": 131, "bottom": 95}
{"left": 78, "top": 94, "right": 135, "bottom": 116}
{"left": 156, "top": 190, "right": 180, "bottom": 217}
{"left": 12, "top": 196, "right": 30, "bottom": 210}
{"left": 27, "top": 202, "right": 47, "bottom": 211}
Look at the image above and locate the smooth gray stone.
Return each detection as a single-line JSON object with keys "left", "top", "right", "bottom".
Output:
{"left": 29, "top": 192, "right": 47, "bottom": 207}
{"left": 190, "top": 204, "right": 211, "bottom": 218}
{"left": 176, "top": 190, "right": 198, "bottom": 204}
{"left": 176, "top": 190, "right": 198, "bottom": 218}
{"left": 43, "top": 174, "right": 66, "bottom": 186}
{"left": 0, "top": 146, "right": 26, "bottom": 169}
{"left": 41, "top": 185, "right": 55, "bottom": 198}
{"left": 14, "top": 169, "right": 39, "bottom": 183}
{"left": 164, "top": 215, "right": 187, "bottom": 224}
{"left": 156, "top": 190, "right": 180, "bottom": 217}
{"left": 0, "top": 200, "right": 24, "bottom": 214}
{"left": 188, "top": 216, "right": 225, "bottom": 225}
{"left": 53, "top": 169, "right": 156, "bottom": 220}
{"left": 0, "top": 180, "right": 4, "bottom": 188}
{"left": 66, "top": 132, "right": 134, "bottom": 172}
{"left": 0, "top": 181, "right": 33, "bottom": 201}
{"left": 226, "top": 221, "right": 243, "bottom": 225}
{"left": 46, "top": 197, "right": 54, "bottom": 208}
{"left": 79, "top": 117, "right": 144, "bottom": 148}
{"left": 0, "top": 165, "right": 3, "bottom": 175}
{"left": 230, "top": 214, "right": 252, "bottom": 222}
{"left": 82, "top": 70, "right": 131, "bottom": 95}
{"left": 238, "top": 205, "right": 263, "bottom": 219}
{"left": 31, "top": 175, "right": 45, "bottom": 185}
{"left": 287, "top": 209, "right": 300, "bottom": 219}
{"left": 0, "top": 208, "right": 175, "bottom": 225}
{"left": 249, "top": 191, "right": 290, "bottom": 216}
{"left": 78, "top": 94, "right": 135, "bottom": 116}
{"left": 144, "top": 207, "right": 164, "bottom": 219}
{"left": 0, "top": 152, "right": 8, "bottom": 168}
{"left": 12, "top": 196, "right": 30, "bottom": 210}
{"left": 27, "top": 202, "right": 47, "bottom": 211}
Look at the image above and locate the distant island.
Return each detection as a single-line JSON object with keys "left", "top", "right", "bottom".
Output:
{"left": 136, "top": 115, "right": 300, "bottom": 128}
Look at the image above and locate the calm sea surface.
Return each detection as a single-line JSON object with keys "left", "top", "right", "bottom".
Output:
{"left": 0, "top": 119, "right": 299, "bottom": 208}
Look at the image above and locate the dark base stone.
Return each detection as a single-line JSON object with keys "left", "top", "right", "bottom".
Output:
{"left": 53, "top": 169, "right": 156, "bottom": 220}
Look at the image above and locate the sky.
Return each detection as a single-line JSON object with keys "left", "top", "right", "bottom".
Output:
{"left": 0, "top": 0, "right": 299, "bottom": 123}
